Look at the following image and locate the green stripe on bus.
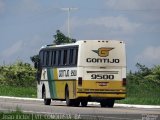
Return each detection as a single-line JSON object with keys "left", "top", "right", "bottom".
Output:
{"left": 47, "top": 68, "right": 57, "bottom": 98}
{"left": 52, "top": 68, "right": 57, "bottom": 98}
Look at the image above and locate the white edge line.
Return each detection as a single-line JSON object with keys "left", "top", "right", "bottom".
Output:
{"left": 0, "top": 96, "right": 43, "bottom": 101}
{"left": 0, "top": 96, "right": 160, "bottom": 109}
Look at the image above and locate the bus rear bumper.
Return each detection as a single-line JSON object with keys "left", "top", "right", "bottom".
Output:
{"left": 76, "top": 91, "right": 126, "bottom": 100}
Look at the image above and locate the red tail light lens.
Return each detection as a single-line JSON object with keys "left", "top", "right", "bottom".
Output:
{"left": 122, "top": 78, "right": 126, "bottom": 86}
{"left": 78, "top": 77, "right": 82, "bottom": 86}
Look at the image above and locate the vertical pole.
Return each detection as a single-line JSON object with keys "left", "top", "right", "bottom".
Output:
{"left": 67, "top": 8, "right": 71, "bottom": 38}
{"left": 61, "top": 8, "right": 77, "bottom": 39}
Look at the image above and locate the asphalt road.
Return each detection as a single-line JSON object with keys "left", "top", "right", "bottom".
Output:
{"left": 0, "top": 97, "right": 159, "bottom": 120}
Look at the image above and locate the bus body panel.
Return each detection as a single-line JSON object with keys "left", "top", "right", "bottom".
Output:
{"left": 37, "top": 68, "right": 76, "bottom": 99}
{"left": 78, "top": 40, "right": 126, "bottom": 67}
{"left": 76, "top": 68, "right": 126, "bottom": 100}
{"left": 76, "top": 40, "right": 126, "bottom": 100}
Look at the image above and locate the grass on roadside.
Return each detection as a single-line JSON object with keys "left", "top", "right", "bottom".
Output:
{"left": 0, "top": 85, "right": 36, "bottom": 98}
{"left": 117, "top": 82, "right": 160, "bottom": 105}
{"left": 0, "top": 84, "right": 160, "bottom": 105}
{"left": 117, "top": 97, "right": 160, "bottom": 105}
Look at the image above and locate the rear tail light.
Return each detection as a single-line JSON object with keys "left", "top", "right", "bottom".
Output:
{"left": 78, "top": 77, "right": 82, "bottom": 86}
{"left": 122, "top": 78, "right": 126, "bottom": 86}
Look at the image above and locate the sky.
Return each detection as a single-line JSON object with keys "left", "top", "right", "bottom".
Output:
{"left": 0, "top": 0, "right": 160, "bottom": 71}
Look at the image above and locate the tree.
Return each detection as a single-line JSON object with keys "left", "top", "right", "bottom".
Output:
{"left": 53, "top": 30, "right": 76, "bottom": 45}
{"left": 30, "top": 30, "right": 76, "bottom": 66}
{"left": 30, "top": 55, "right": 40, "bottom": 69}
{"left": 0, "top": 61, "right": 36, "bottom": 87}
{"left": 30, "top": 55, "right": 39, "bottom": 63}
{"left": 136, "top": 63, "right": 151, "bottom": 76}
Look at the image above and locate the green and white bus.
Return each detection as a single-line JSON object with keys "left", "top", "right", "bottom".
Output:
{"left": 36, "top": 40, "right": 126, "bottom": 107}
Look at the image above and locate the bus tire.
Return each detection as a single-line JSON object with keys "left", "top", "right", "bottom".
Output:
{"left": 100, "top": 101, "right": 107, "bottom": 107}
{"left": 107, "top": 99, "right": 115, "bottom": 108}
{"left": 73, "top": 100, "right": 80, "bottom": 107}
{"left": 81, "top": 100, "right": 88, "bottom": 107}
{"left": 100, "top": 99, "right": 115, "bottom": 108}
{"left": 42, "top": 87, "right": 51, "bottom": 105}
{"left": 65, "top": 86, "right": 74, "bottom": 106}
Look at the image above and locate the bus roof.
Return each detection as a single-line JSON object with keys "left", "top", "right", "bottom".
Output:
{"left": 41, "top": 40, "right": 124, "bottom": 49}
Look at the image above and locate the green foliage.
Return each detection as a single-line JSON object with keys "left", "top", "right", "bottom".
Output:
{"left": 30, "top": 54, "right": 40, "bottom": 69}
{"left": 135, "top": 63, "right": 152, "bottom": 76}
{"left": 30, "top": 30, "right": 76, "bottom": 66}
{"left": 119, "top": 63, "right": 160, "bottom": 105}
{"left": 53, "top": 30, "right": 76, "bottom": 45}
{"left": 30, "top": 54, "right": 39, "bottom": 63}
{"left": 129, "top": 63, "right": 160, "bottom": 85}
{"left": 0, "top": 61, "right": 36, "bottom": 87}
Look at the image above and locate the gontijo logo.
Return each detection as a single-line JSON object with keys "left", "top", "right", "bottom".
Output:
{"left": 92, "top": 47, "right": 114, "bottom": 57}
{"left": 86, "top": 47, "right": 120, "bottom": 63}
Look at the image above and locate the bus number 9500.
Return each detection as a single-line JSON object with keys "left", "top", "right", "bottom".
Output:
{"left": 91, "top": 74, "right": 114, "bottom": 80}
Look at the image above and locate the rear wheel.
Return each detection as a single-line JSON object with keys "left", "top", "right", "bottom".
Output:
{"left": 65, "top": 87, "right": 74, "bottom": 106}
{"left": 100, "top": 99, "right": 115, "bottom": 108}
{"left": 100, "top": 101, "right": 107, "bottom": 107}
{"left": 73, "top": 100, "right": 80, "bottom": 107}
{"left": 81, "top": 100, "right": 88, "bottom": 107}
{"left": 42, "top": 87, "right": 51, "bottom": 105}
{"left": 107, "top": 99, "right": 115, "bottom": 108}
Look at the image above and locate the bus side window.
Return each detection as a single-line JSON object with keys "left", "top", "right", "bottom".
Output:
{"left": 72, "top": 48, "right": 78, "bottom": 65}
{"left": 69, "top": 49, "right": 74, "bottom": 65}
{"left": 53, "top": 51, "right": 57, "bottom": 66}
{"left": 46, "top": 51, "right": 50, "bottom": 66}
{"left": 43, "top": 51, "right": 47, "bottom": 66}
{"left": 57, "top": 50, "right": 61, "bottom": 65}
{"left": 39, "top": 51, "right": 43, "bottom": 66}
{"left": 66, "top": 49, "right": 70, "bottom": 65}
{"left": 48, "top": 51, "right": 52, "bottom": 67}
{"left": 63, "top": 49, "right": 68, "bottom": 65}
{"left": 59, "top": 50, "right": 62, "bottom": 65}
{"left": 51, "top": 51, "right": 54, "bottom": 66}
{"left": 75, "top": 48, "right": 78, "bottom": 65}
{"left": 60, "top": 50, "right": 64, "bottom": 66}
